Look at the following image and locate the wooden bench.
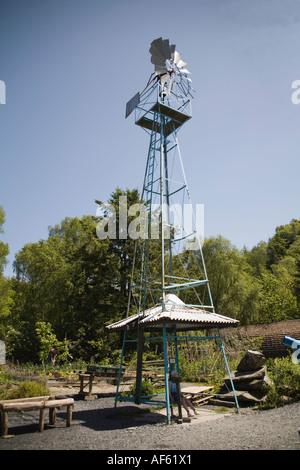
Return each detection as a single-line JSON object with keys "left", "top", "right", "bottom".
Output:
{"left": 79, "top": 373, "right": 96, "bottom": 398}
{"left": 0, "top": 395, "right": 74, "bottom": 438}
{"left": 86, "top": 365, "right": 125, "bottom": 376}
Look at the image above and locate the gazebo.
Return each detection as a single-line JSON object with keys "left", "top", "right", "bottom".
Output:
{"left": 107, "top": 294, "right": 240, "bottom": 423}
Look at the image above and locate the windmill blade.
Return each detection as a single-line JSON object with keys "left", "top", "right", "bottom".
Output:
{"left": 176, "top": 59, "right": 187, "bottom": 69}
{"left": 150, "top": 38, "right": 171, "bottom": 62}
{"left": 172, "top": 48, "right": 190, "bottom": 75}
{"left": 160, "top": 38, "right": 172, "bottom": 59}
{"left": 155, "top": 64, "right": 168, "bottom": 76}
{"left": 150, "top": 38, "right": 167, "bottom": 65}
{"left": 169, "top": 43, "right": 176, "bottom": 57}
{"left": 151, "top": 54, "right": 165, "bottom": 67}
{"left": 172, "top": 50, "right": 181, "bottom": 64}
{"left": 178, "top": 68, "right": 190, "bottom": 74}
{"left": 150, "top": 38, "right": 176, "bottom": 70}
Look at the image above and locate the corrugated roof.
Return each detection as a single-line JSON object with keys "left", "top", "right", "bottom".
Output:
{"left": 106, "top": 294, "right": 239, "bottom": 332}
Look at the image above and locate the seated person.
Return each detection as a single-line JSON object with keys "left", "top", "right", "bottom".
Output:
{"left": 169, "top": 370, "right": 199, "bottom": 417}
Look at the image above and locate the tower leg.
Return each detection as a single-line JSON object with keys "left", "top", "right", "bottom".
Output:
{"left": 173, "top": 325, "right": 180, "bottom": 374}
{"left": 115, "top": 329, "right": 127, "bottom": 408}
{"left": 135, "top": 327, "right": 144, "bottom": 404}
{"left": 163, "top": 324, "right": 171, "bottom": 425}
{"left": 217, "top": 328, "right": 240, "bottom": 413}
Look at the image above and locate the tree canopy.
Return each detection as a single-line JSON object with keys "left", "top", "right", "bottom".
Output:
{"left": 0, "top": 191, "right": 299, "bottom": 364}
{"left": 0, "top": 206, "right": 14, "bottom": 340}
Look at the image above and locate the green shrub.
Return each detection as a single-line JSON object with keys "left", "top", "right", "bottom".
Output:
{"left": 260, "top": 356, "right": 300, "bottom": 409}
{"left": 269, "top": 356, "right": 300, "bottom": 397}
{"left": 127, "top": 379, "right": 157, "bottom": 398}
{"left": 5, "top": 381, "right": 50, "bottom": 399}
{"left": 260, "top": 383, "right": 283, "bottom": 409}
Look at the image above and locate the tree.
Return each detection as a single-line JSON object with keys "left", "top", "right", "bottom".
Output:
{"left": 10, "top": 189, "right": 148, "bottom": 363}
{"left": 35, "top": 322, "right": 59, "bottom": 366}
{"left": 12, "top": 214, "right": 122, "bottom": 362}
{"left": 8, "top": 190, "right": 300, "bottom": 364}
{"left": 35, "top": 322, "right": 72, "bottom": 366}
{"left": 96, "top": 187, "right": 142, "bottom": 297}
{"left": 0, "top": 206, "right": 9, "bottom": 272}
{"left": 189, "top": 235, "right": 261, "bottom": 325}
{"left": 258, "top": 272, "right": 298, "bottom": 323}
{"left": 282, "top": 237, "right": 300, "bottom": 307}
{"left": 265, "top": 220, "right": 300, "bottom": 314}
{"left": 0, "top": 206, "right": 14, "bottom": 339}
{"left": 243, "top": 241, "right": 268, "bottom": 277}
{"left": 266, "top": 219, "right": 300, "bottom": 268}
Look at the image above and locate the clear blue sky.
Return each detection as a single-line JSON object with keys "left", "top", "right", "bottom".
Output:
{"left": 1, "top": 0, "right": 300, "bottom": 277}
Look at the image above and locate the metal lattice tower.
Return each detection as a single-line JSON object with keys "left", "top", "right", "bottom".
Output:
{"left": 127, "top": 38, "right": 214, "bottom": 317}
{"left": 107, "top": 39, "right": 239, "bottom": 423}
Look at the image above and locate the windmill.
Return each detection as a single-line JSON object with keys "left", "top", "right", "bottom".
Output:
{"left": 107, "top": 38, "right": 239, "bottom": 423}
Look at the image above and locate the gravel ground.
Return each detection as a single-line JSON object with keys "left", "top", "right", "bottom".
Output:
{"left": 0, "top": 391, "right": 299, "bottom": 452}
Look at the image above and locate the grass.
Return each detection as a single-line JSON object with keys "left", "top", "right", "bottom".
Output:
{"left": 0, "top": 365, "right": 17, "bottom": 399}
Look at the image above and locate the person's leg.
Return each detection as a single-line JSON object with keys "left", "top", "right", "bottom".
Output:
{"left": 181, "top": 396, "right": 194, "bottom": 416}
{"left": 183, "top": 396, "right": 199, "bottom": 415}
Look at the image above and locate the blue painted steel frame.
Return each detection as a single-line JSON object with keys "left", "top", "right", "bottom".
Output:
{"left": 113, "top": 78, "right": 240, "bottom": 423}
{"left": 114, "top": 326, "right": 240, "bottom": 420}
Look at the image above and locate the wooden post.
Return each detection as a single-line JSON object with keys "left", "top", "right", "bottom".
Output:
{"left": 66, "top": 405, "right": 72, "bottom": 427}
{"left": 88, "top": 374, "right": 93, "bottom": 395}
{"left": 79, "top": 373, "right": 95, "bottom": 398}
{"left": 79, "top": 375, "right": 84, "bottom": 395}
{"left": 1, "top": 411, "right": 8, "bottom": 437}
{"left": 174, "top": 377, "right": 183, "bottom": 423}
{"left": 49, "top": 407, "right": 56, "bottom": 425}
{"left": 39, "top": 409, "right": 45, "bottom": 432}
